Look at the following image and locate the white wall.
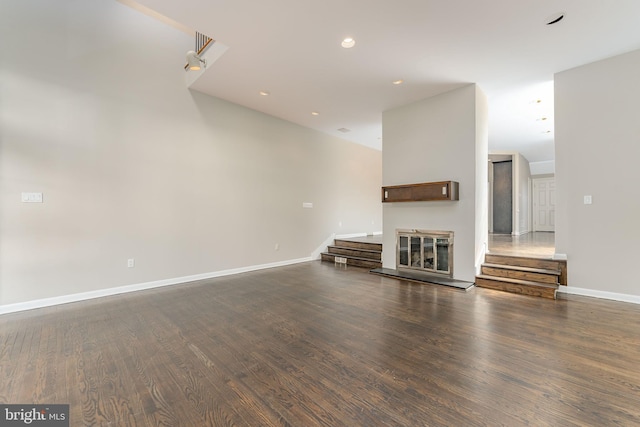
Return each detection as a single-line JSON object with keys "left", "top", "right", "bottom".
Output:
{"left": 530, "top": 160, "right": 555, "bottom": 176}
{"left": 0, "top": 0, "right": 382, "bottom": 306}
{"left": 381, "top": 85, "right": 488, "bottom": 282}
{"left": 515, "top": 153, "right": 531, "bottom": 235}
{"left": 474, "top": 88, "right": 489, "bottom": 270}
{"left": 555, "top": 48, "right": 640, "bottom": 296}
{"left": 488, "top": 152, "right": 531, "bottom": 235}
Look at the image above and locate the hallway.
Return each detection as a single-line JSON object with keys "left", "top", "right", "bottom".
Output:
{"left": 488, "top": 232, "right": 555, "bottom": 258}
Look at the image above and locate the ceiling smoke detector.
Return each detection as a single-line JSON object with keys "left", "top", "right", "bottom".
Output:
{"left": 337, "top": 128, "right": 351, "bottom": 133}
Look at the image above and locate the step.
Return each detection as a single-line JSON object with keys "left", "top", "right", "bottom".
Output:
{"left": 370, "top": 268, "right": 474, "bottom": 290}
{"left": 321, "top": 252, "right": 382, "bottom": 269}
{"left": 485, "top": 254, "right": 559, "bottom": 269}
{"left": 327, "top": 245, "right": 382, "bottom": 261}
{"left": 481, "top": 263, "right": 559, "bottom": 285}
{"left": 475, "top": 275, "right": 558, "bottom": 299}
{"left": 485, "top": 254, "right": 567, "bottom": 285}
{"left": 333, "top": 239, "right": 383, "bottom": 252}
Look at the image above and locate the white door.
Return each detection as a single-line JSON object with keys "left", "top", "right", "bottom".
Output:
{"left": 533, "top": 178, "right": 555, "bottom": 232}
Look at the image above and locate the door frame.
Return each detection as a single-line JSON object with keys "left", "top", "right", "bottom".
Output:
{"left": 532, "top": 176, "right": 556, "bottom": 232}
{"left": 488, "top": 154, "right": 515, "bottom": 234}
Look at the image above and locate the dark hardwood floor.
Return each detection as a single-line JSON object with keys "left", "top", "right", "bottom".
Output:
{"left": 1, "top": 261, "right": 639, "bottom": 426}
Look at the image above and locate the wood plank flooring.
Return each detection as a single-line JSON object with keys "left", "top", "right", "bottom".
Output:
{"left": 488, "top": 232, "right": 555, "bottom": 258}
{"left": 1, "top": 261, "right": 639, "bottom": 426}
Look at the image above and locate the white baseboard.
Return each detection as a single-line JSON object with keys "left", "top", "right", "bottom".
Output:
{"left": 335, "top": 232, "right": 368, "bottom": 239}
{"left": 558, "top": 286, "right": 640, "bottom": 305}
{"left": 0, "top": 257, "right": 312, "bottom": 315}
{"left": 311, "top": 233, "right": 336, "bottom": 260}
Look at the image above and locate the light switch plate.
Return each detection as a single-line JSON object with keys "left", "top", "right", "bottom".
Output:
{"left": 22, "top": 192, "right": 43, "bottom": 203}
{"left": 584, "top": 195, "right": 592, "bottom": 205}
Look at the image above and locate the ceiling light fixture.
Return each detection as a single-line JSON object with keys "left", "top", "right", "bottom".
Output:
{"left": 392, "top": 79, "right": 404, "bottom": 85}
{"left": 259, "top": 90, "right": 270, "bottom": 96}
{"left": 311, "top": 111, "right": 320, "bottom": 116}
{"left": 341, "top": 37, "right": 355, "bottom": 48}
{"left": 186, "top": 50, "right": 206, "bottom": 71}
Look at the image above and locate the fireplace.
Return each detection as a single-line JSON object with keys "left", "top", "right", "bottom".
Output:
{"left": 396, "top": 229, "right": 454, "bottom": 277}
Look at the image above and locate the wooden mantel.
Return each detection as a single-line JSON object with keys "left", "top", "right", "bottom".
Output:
{"left": 382, "top": 181, "right": 459, "bottom": 202}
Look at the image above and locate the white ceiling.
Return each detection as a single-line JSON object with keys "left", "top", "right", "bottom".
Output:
{"left": 132, "top": 0, "right": 640, "bottom": 162}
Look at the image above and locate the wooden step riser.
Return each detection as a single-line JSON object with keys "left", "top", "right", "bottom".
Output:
{"left": 554, "top": 261, "right": 567, "bottom": 286}
{"left": 334, "top": 240, "right": 383, "bottom": 252}
{"left": 485, "top": 254, "right": 567, "bottom": 285}
{"left": 321, "top": 253, "right": 382, "bottom": 269}
{"left": 485, "top": 254, "right": 559, "bottom": 270}
{"left": 481, "top": 266, "right": 558, "bottom": 285}
{"left": 475, "top": 277, "right": 557, "bottom": 299}
{"left": 328, "top": 246, "right": 381, "bottom": 261}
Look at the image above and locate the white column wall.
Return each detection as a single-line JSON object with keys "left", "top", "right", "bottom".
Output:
{"left": 382, "top": 85, "right": 488, "bottom": 282}
{"left": 555, "top": 49, "right": 640, "bottom": 297}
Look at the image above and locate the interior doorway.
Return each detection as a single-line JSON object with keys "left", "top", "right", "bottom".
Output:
{"left": 488, "top": 154, "right": 514, "bottom": 235}
{"left": 532, "top": 177, "right": 556, "bottom": 232}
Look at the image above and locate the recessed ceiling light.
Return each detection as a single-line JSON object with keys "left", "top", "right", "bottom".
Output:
{"left": 311, "top": 111, "right": 320, "bottom": 116}
{"left": 392, "top": 79, "right": 404, "bottom": 85}
{"left": 546, "top": 12, "right": 565, "bottom": 25}
{"left": 259, "top": 90, "right": 270, "bottom": 96}
{"left": 341, "top": 37, "right": 355, "bottom": 48}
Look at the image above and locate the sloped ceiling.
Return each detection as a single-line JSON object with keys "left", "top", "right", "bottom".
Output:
{"left": 132, "top": 0, "right": 640, "bottom": 162}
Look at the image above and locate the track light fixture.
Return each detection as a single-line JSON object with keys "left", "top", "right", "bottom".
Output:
{"left": 186, "top": 50, "right": 206, "bottom": 71}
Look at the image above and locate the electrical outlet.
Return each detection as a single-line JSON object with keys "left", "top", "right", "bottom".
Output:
{"left": 127, "top": 259, "right": 135, "bottom": 268}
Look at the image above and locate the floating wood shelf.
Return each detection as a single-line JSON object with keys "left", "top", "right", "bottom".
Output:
{"left": 382, "top": 181, "right": 459, "bottom": 202}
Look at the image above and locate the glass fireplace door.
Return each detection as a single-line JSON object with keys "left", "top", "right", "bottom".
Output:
{"left": 396, "top": 230, "right": 453, "bottom": 277}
